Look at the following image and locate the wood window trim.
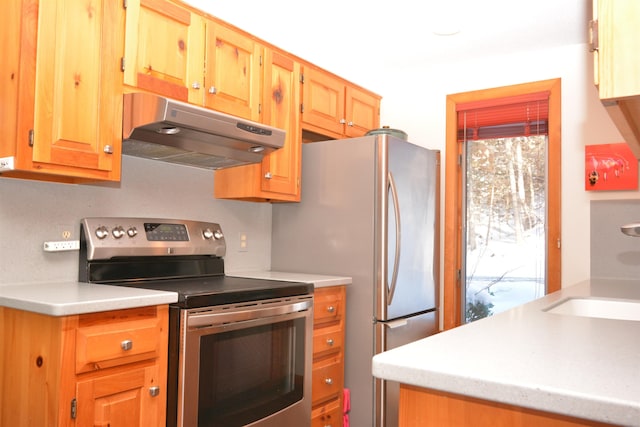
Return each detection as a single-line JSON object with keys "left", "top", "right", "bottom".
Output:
{"left": 443, "top": 78, "right": 562, "bottom": 330}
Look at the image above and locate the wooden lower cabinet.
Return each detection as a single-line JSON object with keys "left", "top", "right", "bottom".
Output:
{"left": 0, "top": 305, "right": 168, "bottom": 427}
{"left": 399, "top": 384, "right": 616, "bottom": 427}
{"left": 312, "top": 285, "right": 346, "bottom": 427}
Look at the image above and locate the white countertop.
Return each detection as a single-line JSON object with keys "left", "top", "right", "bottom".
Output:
{"left": 0, "top": 281, "right": 178, "bottom": 316}
{"left": 372, "top": 278, "right": 640, "bottom": 426}
{"left": 0, "top": 271, "right": 349, "bottom": 317}
{"left": 226, "top": 270, "right": 352, "bottom": 287}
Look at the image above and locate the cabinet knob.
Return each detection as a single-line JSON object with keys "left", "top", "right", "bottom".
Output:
{"left": 192, "top": 81, "right": 201, "bottom": 89}
{"left": 103, "top": 145, "right": 113, "bottom": 154}
{"left": 120, "top": 339, "right": 133, "bottom": 351}
{"left": 264, "top": 172, "right": 272, "bottom": 179}
{"left": 327, "top": 305, "right": 335, "bottom": 313}
{"left": 324, "top": 378, "right": 333, "bottom": 385}
{"left": 208, "top": 86, "right": 217, "bottom": 94}
{"left": 347, "top": 121, "right": 354, "bottom": 127}
{"left": 339, "top": 118, "right": 346, "bottom": 124}
{"left": 149, "top": 386, "right": 160, "bottom": 397}
{"left": 326, "top": 338, "right": 334, "bottom": 346}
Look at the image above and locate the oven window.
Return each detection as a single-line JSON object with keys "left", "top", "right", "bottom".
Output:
{"left": 197, "top": 317, "right": 306, "bottom": 427}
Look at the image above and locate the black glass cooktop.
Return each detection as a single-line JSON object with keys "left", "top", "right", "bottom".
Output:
{"left": 103, "top": 275, "right": 313, "bottom": 308}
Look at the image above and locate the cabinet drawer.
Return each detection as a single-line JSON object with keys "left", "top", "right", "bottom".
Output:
{"left": 76, "top": 309, "right": 163, "bottom": 373}
{"left": 314, "top": 287, "right": 344, "bottom": 325}
{"left": 313, "top": 326, "right": 343, "bottom": 356}
{"left": 312, "top": 359, "right": 343, "bottom": 404}
{"left": 311, "top": 398, "right": 343, "bottom": 427}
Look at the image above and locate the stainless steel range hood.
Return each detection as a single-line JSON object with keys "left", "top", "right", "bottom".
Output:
{"left": 122, "top": 93, "right": 285, "bottom": 169}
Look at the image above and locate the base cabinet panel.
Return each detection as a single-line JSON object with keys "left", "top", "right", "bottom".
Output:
{"left": 399, "top": 384, "right": 616, "bottom": 427}
{"left": 312, "top": 285, "right": 347, "bottom": 427}
{"left": 0, "top": 305, "right": 168, "bottom": 427}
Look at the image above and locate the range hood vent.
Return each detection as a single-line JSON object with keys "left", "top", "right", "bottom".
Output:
{"left": 122, "top": 93, "right": 285, "bottom": 170}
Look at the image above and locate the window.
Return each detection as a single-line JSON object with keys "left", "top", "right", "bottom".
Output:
{"left": 443, "top": 79, "right": 561, "bottom": 329}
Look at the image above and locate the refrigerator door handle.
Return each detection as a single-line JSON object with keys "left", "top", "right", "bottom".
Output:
{"left": 387, "top": 171, "right": 401, "bottom": 304}
{"left": 385, "top": 318, "right": 408, "bottom": 329}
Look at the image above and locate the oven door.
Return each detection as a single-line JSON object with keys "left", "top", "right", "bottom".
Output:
{"left": 178, "top": 296, "right": 313, "bottom": 427}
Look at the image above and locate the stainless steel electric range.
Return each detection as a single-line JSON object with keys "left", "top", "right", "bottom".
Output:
{"left": 79, "top": 217, "right": 313, "bottom": 427}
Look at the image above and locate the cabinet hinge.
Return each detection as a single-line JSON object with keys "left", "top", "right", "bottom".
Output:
{"left": 299, "top": 73, "right": 304, "bottom": 84}
{"left": 258, "top": 103, "right": 262, "bottom": 114}
{"left": 121, "top": 57, "right": 126, "bottom": 72}
{"left": 123, "top": 0, "right": 128, "bottom": 9}
{"left": 259, "top": 55, "right": 263, "bottom": 66}
{"left": 300, "top": 103, "right": 304, "bottom": 114}
{"left": 588, "top": 19, "right": 598, "bottom": 52}
{"left": 70, "top": 398, "right": 77, "bottom": 419}
{"left": 28, "top": 129, "right": 34, "bottom": 147}
{"left": 457, "top": 154, "right": 462, "bottom": 166}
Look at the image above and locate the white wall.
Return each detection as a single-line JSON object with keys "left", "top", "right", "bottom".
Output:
{"left": 0, "top": 157, "right": 272, "bottom": 284}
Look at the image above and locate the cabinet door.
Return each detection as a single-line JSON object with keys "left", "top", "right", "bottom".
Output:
{"left": 124, "top": 0, "right": 204, "bottom": 103}
{"left": 595, "top": 0, "right": 640, "bottom": 100}
{"left": 29, "top": 0, "right": 124, "bottom": 180}
{"left": 345, "top": 85, "right": 380, "bottom": 137}
{"left": 260, "top": 50, "right": 301, "bottom": 198}
{"left": 204, "top": 22, "right": 262, "bottom": 121}
{"left": 212, "top": 49, "right": 301, "bottom": 202}
{"left": 0, "top": 0, "right": 23, "bottom": 160}
{"left": 76, "top": 364, "right": 165, "bottom": 427}
{"left": 301, "top": 67, "right": 346, "bottom": 137}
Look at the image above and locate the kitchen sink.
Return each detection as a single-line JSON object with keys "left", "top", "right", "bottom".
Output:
{"left": 543, "top": 297, "right": 640, "bottom": 321}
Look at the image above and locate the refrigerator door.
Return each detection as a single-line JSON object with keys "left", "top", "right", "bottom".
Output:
{"left": 377, "top": 136, "right": 440, "bottom": 321}
{"left": 374, "top": 311, "right": 438, "bottom": 427}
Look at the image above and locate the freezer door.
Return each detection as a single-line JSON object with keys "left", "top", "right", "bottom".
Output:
{"left": 374, "top": 311, "right": 438, "bottom": 427}
{"left": 379, "top": 137, "right": 440, "bottom": 320}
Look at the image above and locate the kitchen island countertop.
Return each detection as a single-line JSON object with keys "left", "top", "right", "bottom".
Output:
{"left": 0, "top": 281, "right": 178, "bottom": 316}
{"left": 372, "top": 278, "right": 640, "bottom": 426}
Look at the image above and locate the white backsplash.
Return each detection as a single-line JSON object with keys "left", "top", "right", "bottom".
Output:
{"left": 591, "top": 199, "right": 640, "bottom": 279}
{"left": 0, "top": 156, "right": 272, "bottom": 285}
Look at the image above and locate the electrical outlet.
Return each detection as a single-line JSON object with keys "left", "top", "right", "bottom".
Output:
{"left": 239, "top": 232, "right": 248, "bottom": 252}
{"left": 43, "top": 240, "right": 80, "bottom": 252}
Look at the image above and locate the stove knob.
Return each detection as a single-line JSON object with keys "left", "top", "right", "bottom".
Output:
{"left": 202, "top": 228, "right": 214, "bottom": 240}
{"left": 127, "top": 227, "right": 138, "bottom": 238}
{"left": 214, "top": 230, "right": 224, "bottom": 240}
{"left": 95, "top": 226, "right": 109, "bottom": 240}
{"left": 112, "top": 226, "right": 125, "bottom": 239}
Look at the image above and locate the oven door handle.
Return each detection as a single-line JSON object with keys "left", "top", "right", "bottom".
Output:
{"left": 187, "top": 299, "right": 312, "bottom": 328}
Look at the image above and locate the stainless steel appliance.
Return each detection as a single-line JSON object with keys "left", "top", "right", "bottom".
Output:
{"left": 122, "top": 92, "right": 286, "bottom": 170}
{"left": 271, "top": 134, "right": 440, "bottom": 427}
{"left": 79, "top": 217, "right": 313, "bottom": 427}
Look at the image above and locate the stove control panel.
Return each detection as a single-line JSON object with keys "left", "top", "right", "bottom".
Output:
{"left": 81, "top": 217, "right": 226, "bottom": 260}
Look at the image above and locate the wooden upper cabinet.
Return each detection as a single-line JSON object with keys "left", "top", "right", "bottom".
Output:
{"left": 214, "top": 49, "right": 301, "bottom": 202}
{"left": 123, "top": 0, "right": 204, "bottom": 103}
{"left": 301, "top": 66, "right": 380, "bottom": 140}
{"left": 203, "top": 21, "right": 263, "bottom": 121}
{"left": 0, "top": 0, "right": 124, "bottom": 182}
{"left": 592, "top": 0, "right": 640, "bottom": 157}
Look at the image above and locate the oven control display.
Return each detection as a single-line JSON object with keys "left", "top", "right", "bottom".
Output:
{"left": 144, "top": 223, "right": 189, "bottom": 241}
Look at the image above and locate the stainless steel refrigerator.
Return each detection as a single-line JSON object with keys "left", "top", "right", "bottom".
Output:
{"left": 271, "top": 134, "right": 440, "bottom": 427}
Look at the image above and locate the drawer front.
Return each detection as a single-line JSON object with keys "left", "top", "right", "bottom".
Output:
{"left": 314, "top": 287, "right": 344, "bottom": 325}
{"left": 76, "top": 316, "right": 162, "bottom": 373}
{"left": 312, "top": 360, "right": 343, "bottom": 404}
{"left": 311, "top": 399, "right": 343, "bottom": 427}
{"left": 313, "top": 326, "right": 343, "bottom": 356}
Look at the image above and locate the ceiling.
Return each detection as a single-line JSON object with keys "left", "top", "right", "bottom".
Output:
{"left": 185, "top": 0, "right": 590, "bottom": 83}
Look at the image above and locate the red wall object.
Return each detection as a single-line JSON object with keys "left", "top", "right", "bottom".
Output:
{"left": 585, "top": 143, "right": 638, "bottom": 191}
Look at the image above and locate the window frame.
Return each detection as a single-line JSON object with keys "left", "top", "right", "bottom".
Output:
{"left": 443, "top": 79, "right": 562, "bottom": 330}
